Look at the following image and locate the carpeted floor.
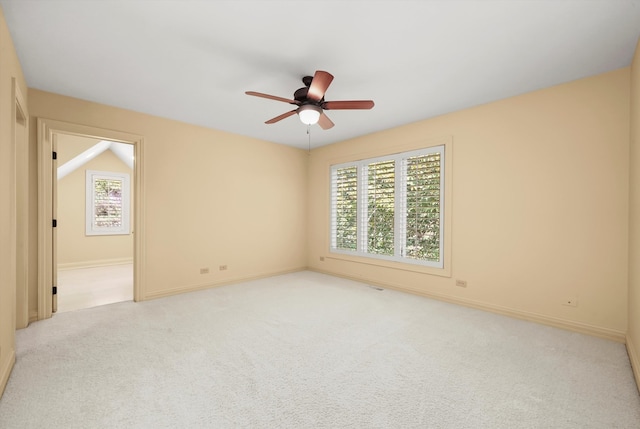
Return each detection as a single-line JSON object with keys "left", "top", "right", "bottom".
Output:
{"left": 1, "top": 271, "right": 639, "bottom": 428}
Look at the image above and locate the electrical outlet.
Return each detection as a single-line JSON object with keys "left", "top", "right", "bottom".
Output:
{"left": 200, "top": 268, "right": 209, "bottom": 274}
{"left": 319, "top": 256, "right": 325, "bottom": 262}
{"left": 562, "top": 297, "right": 578, "bottom": 307}
{"left": 219, "top": 265, "right": 228, "bottom": 271}
{"left": 455, "top": 279, "right": 467, "bottom": 288}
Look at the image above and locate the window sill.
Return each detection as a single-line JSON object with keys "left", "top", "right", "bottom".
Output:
{"left": 325, "top": 251, "right": 452, "bottom": 278}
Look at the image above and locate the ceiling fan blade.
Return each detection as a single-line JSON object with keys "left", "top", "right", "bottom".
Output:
{"left": 307, "top": 70, "right": 334, "bottom": 102}
{"left": 323, "top": 100, "right": 375, "bottom": 110}
{"left": 318, "top": 112, "right": 335, "bottom": 130}
{"left": 265, "top": 109, "right": 297, "bottom": 124}
{"left": 246, "top": 91, "right": 299, "bottom": 105}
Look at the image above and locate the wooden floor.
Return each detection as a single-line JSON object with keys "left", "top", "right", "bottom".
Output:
{"left": 56, "top": 264, "right": 133, "bottom": 313}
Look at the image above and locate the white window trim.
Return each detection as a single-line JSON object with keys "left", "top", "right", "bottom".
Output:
{"left": 85, "top": 170, "right": 130, "bottom": 236}
{"left": 330, "top": 145, "right": 446, "bottom": 269}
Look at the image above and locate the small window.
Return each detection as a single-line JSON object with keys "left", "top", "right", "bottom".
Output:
{"left": 86, "top": 170, "right": 130, "bottom": 236}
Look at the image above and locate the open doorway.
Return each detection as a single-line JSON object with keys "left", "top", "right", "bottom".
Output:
{"left": 37, "top": 118, "right": 145, "bottom": 320}
{"left": 55, "top": 135, "right": 134, "bottom": 312}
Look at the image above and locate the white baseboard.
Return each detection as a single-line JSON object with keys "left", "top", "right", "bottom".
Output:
{"left": 0, "top": 348, "right": 16, "bottom": 399}
{"left": 310, "top": 268, "right": 626, "bottom": 343}
{"left": 58, "top": 257, "right": 133, "bottom": 271}
{"left": 144, "top": 267, "right": 306, "bottom": 300}
{"left": 627, "top": 335, "right": 640, "bottom": 395}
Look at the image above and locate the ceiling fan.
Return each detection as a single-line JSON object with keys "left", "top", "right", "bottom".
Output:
{"left": 245, "top": 70, "right": 374, "bottom": 130}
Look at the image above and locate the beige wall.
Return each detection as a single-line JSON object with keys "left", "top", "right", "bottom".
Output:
{"left": 0, "top": 7, "right": 28, "bottom": 396}
{"left": 308, "top": 68, "right": 631, "bottom": 340}
{"left": 628, "top": 37, "right": 640, "bottom": 389}
{"left": 57, "top": 142, "right": 133, "bottom": 268}
{"left": 28, "top": 89, "right": 308, "bottom": 302}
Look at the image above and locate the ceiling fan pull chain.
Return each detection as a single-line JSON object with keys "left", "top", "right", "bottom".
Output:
{"left": 307, "top": 124, "right": 312, "bottom": 154}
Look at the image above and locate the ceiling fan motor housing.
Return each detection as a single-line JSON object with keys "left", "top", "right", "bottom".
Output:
{"left": 294, "top": 76, "right": 322, "bottom": 103}
{"left": 293, "top": 87, "right": 309, "bottom": 102}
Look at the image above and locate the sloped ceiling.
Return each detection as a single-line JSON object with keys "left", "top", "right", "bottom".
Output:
{"left": 2, "top": 0, "right": 640, "bottom": 149}
{"left": 57, "top": 135, "right": 133, "bottom": 180}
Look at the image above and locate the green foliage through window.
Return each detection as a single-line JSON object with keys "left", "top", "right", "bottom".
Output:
{"left": 404, "top": 154, "right": 441, "bottom": 261}
{"left": 334, "top": 166, "right": 358, "bottom": 250}
{"left": 86, "top": 170, "right": 130, "bottom": 236}
{"left": 367, "top": 160, "right": 395, "bottom": 256}
{"left": 93, "top": 178, "right": 123, "bottom": 228}
{"left": 331, "top": 146, "right": 444, "bottom": 268}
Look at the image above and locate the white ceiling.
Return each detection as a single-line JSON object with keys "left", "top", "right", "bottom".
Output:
{"left": 2, "top": 0, "right": 640, "bottom": 149}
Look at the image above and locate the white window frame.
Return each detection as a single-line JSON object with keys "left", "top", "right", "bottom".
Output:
{"left": 85, "top": 170, "right": 130, "bottom": 236}
{"left": 330, "top": 145, "right": 445, "bottom": 269}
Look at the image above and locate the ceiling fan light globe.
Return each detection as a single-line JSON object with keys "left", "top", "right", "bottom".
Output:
{"left": 298, "top": 105, "right": 322, "bottom": 125}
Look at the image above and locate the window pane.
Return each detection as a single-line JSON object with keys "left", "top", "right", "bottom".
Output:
{"left": 94, "top": 178, "right": 123, "bottom": 228}
{"left": 334, "top": 166, "right": 358, "bottom": 250}
{"left": 405, "top": 153, "right": 440, "bottom": 261}
{"left": 367, "top": 160, "right": 395, "bottom": 256}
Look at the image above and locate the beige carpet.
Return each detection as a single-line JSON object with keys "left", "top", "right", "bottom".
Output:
{"left": 1, "top": 271, "right": 638, "bottom": 428}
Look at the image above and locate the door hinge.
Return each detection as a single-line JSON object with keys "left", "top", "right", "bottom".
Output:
{"left": 52, "top": 151, "right": 57, "bottom": 160}
{"left": 52, "top": 286, "right": 57, "bottom": 295}
{"left": 52, "top": 219, "right": 57, "bottom": 228}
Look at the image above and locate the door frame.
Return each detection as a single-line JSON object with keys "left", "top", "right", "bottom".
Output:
{"left": 37, "top": 118, "right": 145, "bottom": 319}
{"left": 13, "top": 79, "right": 29, "bottom": 328}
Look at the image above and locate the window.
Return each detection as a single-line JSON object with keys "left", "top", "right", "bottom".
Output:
{"left": 85, "top": 170, "right": 130, "bottom": 236}
{"left": 330, "top": 145, "right": 445, "bottom": 268}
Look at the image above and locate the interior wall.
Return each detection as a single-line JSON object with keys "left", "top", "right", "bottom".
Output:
{"left": 628, "top": 36, "right": 640, "bottom": 389}
{"left": 0, "top": 7, "right": 28, "bottom": 397}
{"left": 27, "top": 88, "right": 308, "bottom": 303}
{"left": 308, "top": 68, "right": 631, "bottom": 340}
{"left": 57, "top": 145, "right": 133, "bottom": 268}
